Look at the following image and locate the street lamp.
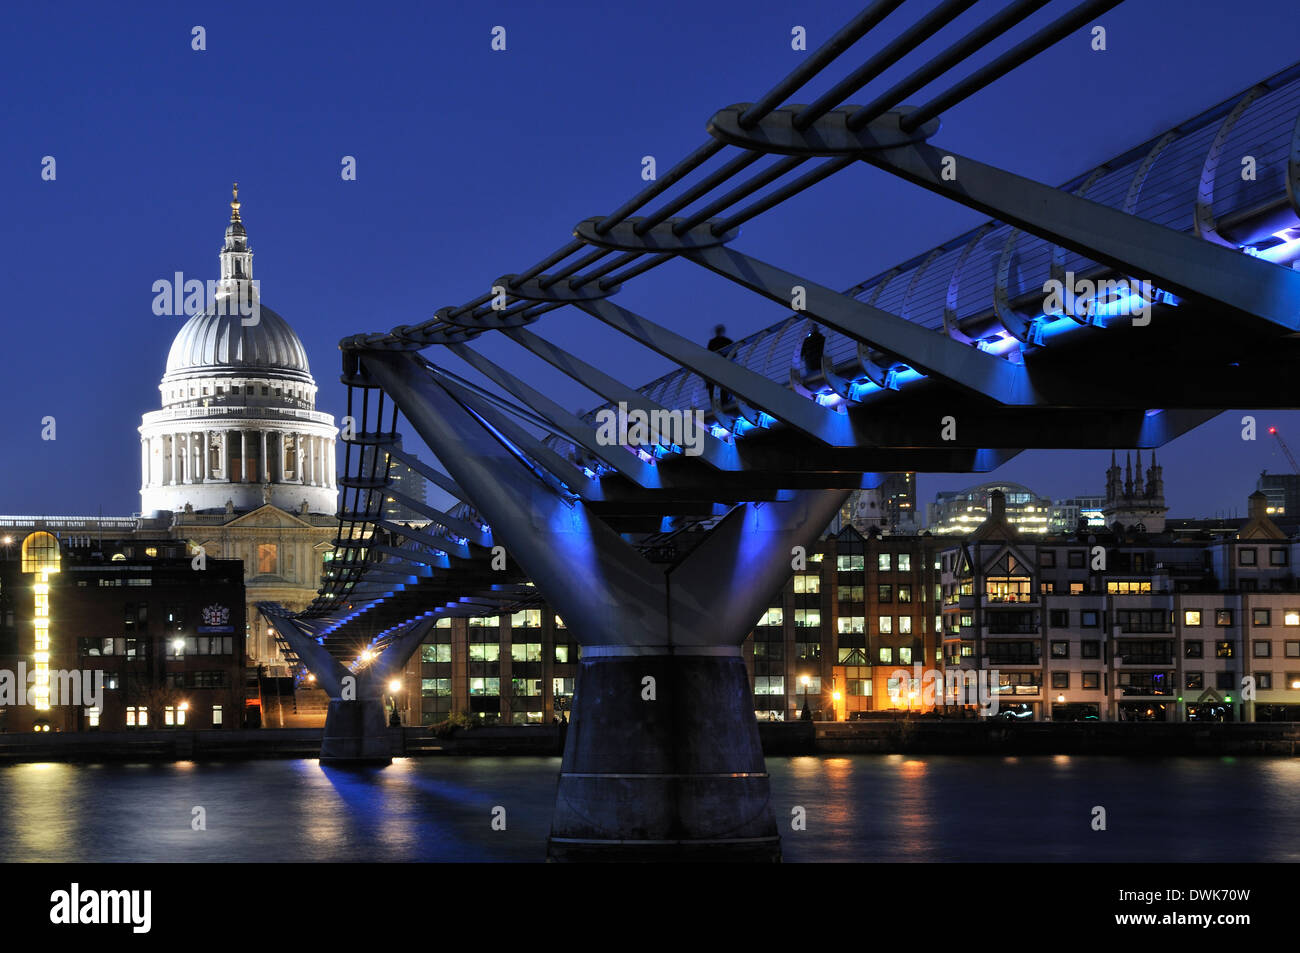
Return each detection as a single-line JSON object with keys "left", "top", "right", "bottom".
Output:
{"left": 387, "top": 677, "right": 404, "bottom": 726}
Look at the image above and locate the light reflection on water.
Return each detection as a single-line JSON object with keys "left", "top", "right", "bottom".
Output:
{"left": 0, "top": 754, "right": 1295, "bottom": 862}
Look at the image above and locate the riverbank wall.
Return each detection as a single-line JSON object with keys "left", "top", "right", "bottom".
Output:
{"left": 0, "top": 721, "right": 1296, "bottom": 764}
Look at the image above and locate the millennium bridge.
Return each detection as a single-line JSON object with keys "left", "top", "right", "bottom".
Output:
{"left": 260, "top": 0, "right": 1300, "bottom": 861}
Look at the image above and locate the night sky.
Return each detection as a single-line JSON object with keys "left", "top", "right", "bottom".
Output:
{"left": 3, "top": 0, "right": 1298, "bottom": 521}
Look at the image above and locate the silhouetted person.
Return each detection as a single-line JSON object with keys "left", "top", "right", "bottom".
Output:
{"left": 800, "top": 325, "right": 825, "bottom": 375}
{"left": 706, "top": 323, "right": 734, "bottom": 407}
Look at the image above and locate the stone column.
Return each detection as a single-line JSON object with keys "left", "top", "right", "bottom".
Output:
{"left": 239, "top": 431, "right": 247, "bottom": 483}
{"left": 170, "top": 433, "right": 179, "bottom": 485}
{"left": 279, "top": 432, "right": 287, "bottom": 482}
{"left": 262, "top": 431, "right": 270, "bottom": 484}
{"left": 328, "top": 439, "right": 336, "bottom": 488}
{"left": 202, "top": 431, "right": 210, "bottom": 482}
{"left": 140, "top": 438, "right": 148, "bottom": 489}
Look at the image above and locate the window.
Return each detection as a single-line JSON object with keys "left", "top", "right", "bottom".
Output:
{"left": 1081, "top": 610, "right": 1099, "bottom": 628}
{"left": 1082, "top": 672, "right": 1100, "bottom": 690}
{"left": 1051, "top": 672, "right": 1069, "bottom": 689}
{"left": 1253, "top": 609, "right": 1271, "bottom": 626}
{"left": 1107, "top": 581, "right": 1152, "bottom": 594}
{"left": 1285, "top": 610, "right": 1300, "bottom": 627}
{"left": 878, "top": 647, "right": 893, "bottom": 664}
{"left": 1050, "top": 641, "right": 1069, "bottom": 658}
{"left": 1286, "top": 641, "right": 1300, "bottom": 658}
{"left": 1290, "top": 673, "right": 1300, "bottom": 690}
{"left": 510, "top": 642, "right": 542, "bottom": 663}
{"left": 1069, "top": 582, "right": 1084, "bottom": 595}
{"left": 877, "top": 584, "right": 892, "bottom": 603}
{"left": 211, "top": 705, "right": 223, "bottom": 727}
{"left": 468, "top": 642, "right": 500, "bottom": 662}
{"left": 1040, "top": 551, "right": 1056, "bottom": 568}
{"left": 1215, "top": 609, "right": 1233, "bottom": 626}
{"left": 837, "top": 616, "right": 865, "bottom": 634}
{"left": 1253, "top": 641, "right": 1272, "bottom": 658}
{"left": 1184, "top": 609, "right": 1202, "bottom": 627}
{"left": 257, "top": 543, "right": 278, "bottom": 575}
{"left": 837, "top": 586, "right": 864, "bottom": 603}
{"left": 756, "top": 607, "right": 784, "bottom": 627}
{"left": 511, "top": 609, "right": 542, "bottom": 628}
{"left": 1215, "top": 641, "right": 1235, "bottom": 659}
{"left": 1050, "top": 609, "right": 1068, "bottom": 628}
{"left": 899, "top": 646, "right": 913, "bottom": 664}
{"left": 836, "top": 554, "right": 865, "bottom": 571}
{"left": 898, "top": 585, "right": 912, "bottom": 604}
{"left": 960, "top": 645, "right": 974, "bottom": 657}
{"left": 1185, "top": 672, "right": 1203, "bottom": 690}
{"left": 511, "top": 678, "right": 542, "bottom": 696}
{"left": 898, "top": 616, "right": 912, "bottom": 635}
{"left": 1184, "top": 640, "right": 1203, "bottom": 659}
{"left": 1270, "top": 548, "right": 1288, "bottom": 566}
{"left": 753, "top": 676, "right": 784, "bottom": 696}
{"left": 846, "top": 678, "right": 871, "bottom": 696}
{"left": 794, "top": 609, "right": 821, "bottom": 628}
{"left": 1256, "top": 673, "right": 1273, "bottom": 690}
{"left": 469, "top": 677, "right": 500, "bottom": 695}
{"left": 421, "top": 644, "right": 451, "bottom": 663}
{"left": 796, "top": 676, "right": 821, "bottom": 694}
{"left": 1081, "top": 640, "right": 1101, "bottom": 659}
{"left": 878, "top": 554, "right": 891, "bottom": 572}
{"left": 877, "top": 616, "right": 893, "bottom": 635}
{"left": 1239, "top": 549, "right": 1257, "bottom": 566}
{"left": 897, "top": 554, "right": 911, "bottom": 572}
{"left": 793, "top": 574, "right": 820, "bottom": 594}
{"left": 1068, "top": 551, "right": 1085, "bottom": 569}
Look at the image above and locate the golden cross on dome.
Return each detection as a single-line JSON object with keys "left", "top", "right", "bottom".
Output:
{"left": 230, "top": 181, "right": 242, "bottom": 222}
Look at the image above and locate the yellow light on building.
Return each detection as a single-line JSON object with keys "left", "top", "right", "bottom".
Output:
{"left": 21, "top": 532, "right": 61, "bottom": 712}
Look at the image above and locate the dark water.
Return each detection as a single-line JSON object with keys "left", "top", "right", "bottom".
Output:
{"left": 2, "top": 754, "right": 1296, "bottom": 862}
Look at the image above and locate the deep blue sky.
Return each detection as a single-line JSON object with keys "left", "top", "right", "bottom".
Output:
{"left": 3, "top": 0, "right": 1298, "bottom": 521}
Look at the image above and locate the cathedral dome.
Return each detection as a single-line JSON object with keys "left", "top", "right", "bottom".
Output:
{"left": 163, "top": 304, "right": 311, "bottom": 383}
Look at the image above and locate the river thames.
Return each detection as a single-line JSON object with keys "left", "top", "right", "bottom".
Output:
{"left": 3, "top": 754, "right": 1297, "bottom": 862}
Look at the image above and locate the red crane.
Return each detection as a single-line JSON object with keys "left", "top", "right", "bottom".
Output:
{"left": 1268, "top": 426, "right": 1300, "bottom": 474}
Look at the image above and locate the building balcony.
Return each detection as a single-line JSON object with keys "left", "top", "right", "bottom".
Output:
{"left": 984, "top": 593, "right": 1037, "bottom": 606}
{"left": 1116, "top": 654, "right": 1174, "bottom": 665}
{"left": 986, "top": 622, "right": 1038, "bottom": 635}
{"left": 1115, "top": 624, "right": 1172, "bottom": 634}
{"left": 983, "top": 655, "right": 1041, "bottom": 667}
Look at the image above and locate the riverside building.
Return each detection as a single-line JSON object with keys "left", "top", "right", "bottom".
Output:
{"left": 939, "top": 485, "right": 1300, "bottom": 723}
{"left": 0, "top": 532, "right": 246, "bottom": 732}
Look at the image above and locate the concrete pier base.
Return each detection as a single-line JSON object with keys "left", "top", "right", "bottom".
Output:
{"left": 547, "top": 649, "right": 780, "bottom": 862}
{"left": 319, "top": 699, "right": 393, "bottom": 766}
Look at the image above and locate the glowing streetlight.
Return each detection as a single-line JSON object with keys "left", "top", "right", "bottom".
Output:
{"left": 388, "top": 679, "right": 402, "bottom": 693}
